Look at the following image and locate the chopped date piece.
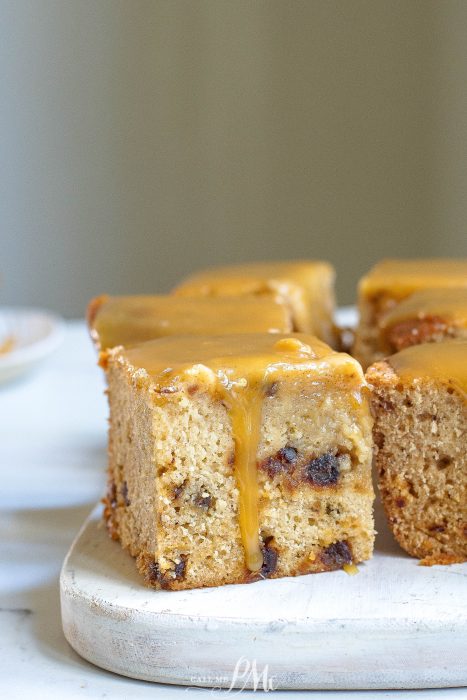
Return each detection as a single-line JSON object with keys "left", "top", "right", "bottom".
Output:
{"left": 305, "top": 452, "right": 340, "bottom": 486}
{"left": 374, "top": 431, "right": 385, "bottom": 449}
{"left": 265, "top": 381, "right": 279, "bottom": 397}
{"left": 261, "top": 445, "right": 298, "bottom": 478}
{"left": 108, "top": 481, "right": 117, "bottom": 508}
{"left": 174, "top": 555, "right": 187, "bottom": 580}
{"left": 377, "top": 397, "right": 394, "bottom": 412}
{"left": 321, "top": 540, "right": 352, "bottom": 569}
{"left": 147, "top": 560, "right": 161, "bottom": 585}
{"left": 194, "top": 493, "right": 212, "bottom": 510}
{"left": 147, "top": 555, "right": 187, "bottom": 587}
{"left": 260, "top": 537, "right": 278, "bottom": 577}
{"left": 121, "top": 481, "right": 131, "bottom": 506}
{"left": 278, "top": 446, "right": 298, "bottom": 464}
{"left": 173, "top": 483, "right": 184, "bottom": 499}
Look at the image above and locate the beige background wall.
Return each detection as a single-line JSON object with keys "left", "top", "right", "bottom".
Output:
{"left": 2, "top": 0, "right": 466, "bottom": 316}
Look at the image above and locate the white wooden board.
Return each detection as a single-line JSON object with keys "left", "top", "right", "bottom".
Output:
{"left": 60, "top": 502, "right": 467, "bottom": 690}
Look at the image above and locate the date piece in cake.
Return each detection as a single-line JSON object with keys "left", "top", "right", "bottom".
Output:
{"left": 88, "top": 294, "right": 292, "bottom": 356}
{"left": 172, "top": 261, "right": 337, "bottom": 347}
{"left": 105, "top": 333, "right": 374, "bottom": 590}
{"left": 367, "top": 340, "right": 467, "bottom": 565}
{"left": 353, "top": 259, "right": 467, "bottom": 368}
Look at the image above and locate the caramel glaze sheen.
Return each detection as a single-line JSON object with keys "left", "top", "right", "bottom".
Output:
{"left": 172, "top": 260, "right": 337, "bottom": 345}
{"left": 388, "top": 340, "right": 467, "bottom": 400}
{"left": 121, "top": 333, "right": 367, "bottom": 573}
{"left": 380, "top": 288, "right": 467, "bottom": 330}
{"left": 89, "top": 294, "right": 292, "bottom": 352}
{"left": 360, "top": 259, "right": 467, "bottom": 302}
{"left": 173, "top": 260, "right": 333, "bottom": 298}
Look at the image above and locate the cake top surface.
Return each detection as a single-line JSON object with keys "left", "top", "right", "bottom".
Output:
{"left": 121, "top": 333, "right": 360, "bottom": 388}
{"left": 173, "top": 260, "right": 333, "bottom": 296}
{"left": 380, "top": 288, "right": 467, "bottom": 328}
{"left": 387, "top": 340, "right": 467, "bottom": 397}
{"left": 360, "top": 259, "right": 467, "bottom": 297}
{"left": 89, "top": 294, "right": 292, "bottom": 351}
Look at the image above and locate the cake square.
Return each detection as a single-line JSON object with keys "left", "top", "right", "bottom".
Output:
{"left": 88, "top": 294, "right": 292, "bottom": 356}
{"left": 105, "top": 333, "right": 374, "bottom": 590}
{"left": 353, "top": 259, "right": 467, "bottom": 367}
{"left": 367, "top": 340, "right": 467, "bottom": 565}
{"left": 377, "top": 288, "right": 467, "bottom": 355}
{"left": 172, "top": 260, "right": 337, "bottom": 347}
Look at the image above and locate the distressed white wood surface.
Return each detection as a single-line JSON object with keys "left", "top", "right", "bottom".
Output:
{"left": 60, "top": 501, "right": 467, "bottom": 690}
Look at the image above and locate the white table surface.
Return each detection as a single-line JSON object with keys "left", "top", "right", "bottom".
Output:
{"left": 0, "top": 321, "right": 466, "bottom": 700}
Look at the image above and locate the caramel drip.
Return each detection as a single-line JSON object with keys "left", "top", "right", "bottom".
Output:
{"left": 380, "top": 288, "right": 467, "bottom": 329}
{"left": 221, "top": 377, "right": 265, "bottom": 572}
{"left": 361, "top": 259, "right": 467, "bottom": 299}
{"left": 124, "top": 333, "right": 363, "bottom": 572}
{"left": 343, "top": 563, "right": 359, "bottom": 576}
{"left": 388, "top": 340, "right": 467, "bottom": 399}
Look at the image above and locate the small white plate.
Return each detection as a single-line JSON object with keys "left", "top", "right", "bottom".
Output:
{"left": 335, "top": 305, "right": 358, "bottom": 328}
{"left": 0, "top": 307, "right": 64, "bottom": 383}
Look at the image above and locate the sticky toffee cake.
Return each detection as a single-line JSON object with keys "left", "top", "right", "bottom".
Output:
{"left": 367, "top": 340, "right": 467, "bottom": 565}
{"left": 353, "top": 259, "right": 467, "bottom": 368}
{"left": 367, "top": 288, "right": 467, "bottom": 359}
{"left": 88, "top": 294, "right": 292, "bottom": 357}
{"left": 173, "top": 260, "right": 338, "bottom": 347}
{"left": 104, "top": 334, "right": 374, "bottom": 590}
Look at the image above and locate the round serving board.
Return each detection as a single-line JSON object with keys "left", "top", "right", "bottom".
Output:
{"left": 60, "top": 502, "right": 467, "bottom": 690}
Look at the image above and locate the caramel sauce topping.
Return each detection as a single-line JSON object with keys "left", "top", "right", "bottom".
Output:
{"left": 173, "top": 261, "right": 333, "bottom": 297}
{"left": 90, "top": 295, "right": 292, "bottom": 351}
{"left": 343, "top": 563, "right": 359, "bottom": 576}
{"left": 380, "top": 288, "right": 467, "bottom": 329}
{"left": 361, "top": 259, "right": 467, "bottom": 300}
{"left": 172, "top": 260, "right": 336, "bottom": 342}
{"left": 123, "top": 333, "right": 363, "bottom": 572}
{"left": 388, "top": 340, "right": 467, "bottom": 399}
